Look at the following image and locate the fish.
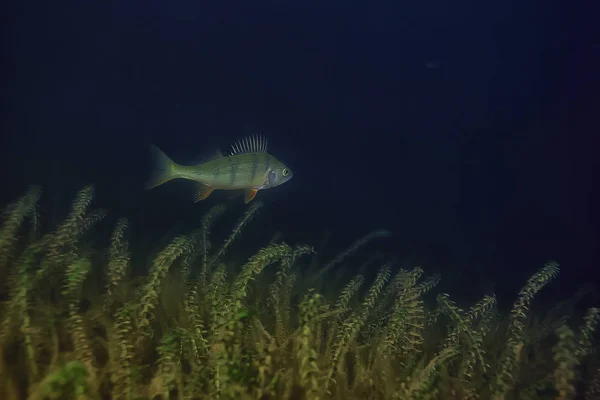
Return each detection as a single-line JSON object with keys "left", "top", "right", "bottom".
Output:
{"left": 146, "top": 135, "right": 293, "bottom": 203}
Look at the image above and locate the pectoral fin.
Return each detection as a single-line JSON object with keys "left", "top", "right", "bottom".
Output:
{"left": 244, "top": 189, "right": 258, "bottom": 204}
{"left": 193, "top": 183, "right": 214, "bottom": 202}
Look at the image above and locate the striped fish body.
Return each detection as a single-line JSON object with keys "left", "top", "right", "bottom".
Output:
{"left": 177, "top": 152, "right": 280, "bottom": 190}
{"left": 147, "top": 136, "right": 293, "bottom": 203}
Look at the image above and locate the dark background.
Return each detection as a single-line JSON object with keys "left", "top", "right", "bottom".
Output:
{"left": 2, "top": 0, "right": 598, "bottom": 309}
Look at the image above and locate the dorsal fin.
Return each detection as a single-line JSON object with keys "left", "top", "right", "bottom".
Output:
{"left": 229, "top": 135, "right": 268, "bottom": 156}
{"left": 191, "top": 149, "right": 223, "bottom": 164}
{"left": 201, "top": 150, "right": 224, "bottom": 162}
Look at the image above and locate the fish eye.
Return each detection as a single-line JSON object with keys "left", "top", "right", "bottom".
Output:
{"left": 282, "top": 168, "right": 290, "bottom": 177}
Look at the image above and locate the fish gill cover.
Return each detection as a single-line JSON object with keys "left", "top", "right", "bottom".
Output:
{"left": 0, "top": 185, "right": 598, "bottom": 400}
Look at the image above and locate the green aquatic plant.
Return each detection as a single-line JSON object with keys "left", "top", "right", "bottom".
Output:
{"left": 31, "top": 360, "right": 97, "bottom": 400}
{"left": 0, "top": 185, "right": 597, "bottom": 400}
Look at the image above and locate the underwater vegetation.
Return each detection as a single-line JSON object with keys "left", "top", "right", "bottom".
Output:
{"left": 0, "top": 185, "right": 599, "bottom": 400}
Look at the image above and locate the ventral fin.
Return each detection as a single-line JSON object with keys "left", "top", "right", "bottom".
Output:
{"left": 193, "top": 183, "right": 214, "bottom": 202}
{"left": 244, "top": 189, "right": 258, "bottom": 204}
{"left": 229, "top": 135, "right": 268, "bottom": 156}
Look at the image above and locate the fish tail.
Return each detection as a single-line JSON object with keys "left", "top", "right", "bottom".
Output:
{"left": 146, "top": 145, "right": 179, "bottom": 189}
